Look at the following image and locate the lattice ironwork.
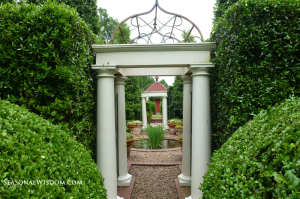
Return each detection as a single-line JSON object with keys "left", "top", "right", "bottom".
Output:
{"left": 110, "top": 0, "right": 204, "bottom": 44}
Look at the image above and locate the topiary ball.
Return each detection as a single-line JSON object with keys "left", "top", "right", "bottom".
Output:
{"left": 0, "top": 100, "right": 107, "bottom": 198}
{"left": 200, "top": 97, "right": 300, "bottom": 198}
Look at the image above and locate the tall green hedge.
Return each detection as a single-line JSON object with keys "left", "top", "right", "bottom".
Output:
{"left": 210, "top": 0, "right": 300, "bottom": 150}
{"left": 0, "top": 100, "right": 107, "bottom": 198}
{"left": 0, "top": 1, "right": 96, "bottom": 153}
{"left": 21, "top": 0, "right": 100, "bottom": 35}
{"left": 200, "top": 97, "right": 300, "bottom": 198}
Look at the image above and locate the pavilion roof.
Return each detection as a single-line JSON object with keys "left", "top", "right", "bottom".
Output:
{"left": 145, "top": 82, "right": 167, "bottom": 92}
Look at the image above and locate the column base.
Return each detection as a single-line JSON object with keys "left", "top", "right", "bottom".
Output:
{"left": 178, "top": 174, "right": 191, "bottom": 186}
{"left": 164, "top": 125, "right": 169, "bottom": 130}
{"left": 185, "top": 196, "right": 192, "bottom": 199}
{"left": 117, "top": 173, "right": 132, "bottom": 186}
{"left": 117, "top": 196, "right": 124, "bottom": 199}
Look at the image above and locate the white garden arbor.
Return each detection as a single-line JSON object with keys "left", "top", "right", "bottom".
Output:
{"left": 92, "top": 42, "right": 215, "bottom": 199}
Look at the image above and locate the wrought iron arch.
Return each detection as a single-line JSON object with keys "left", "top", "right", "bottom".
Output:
{"left": 110, "top": 0, "right": 204, "bottom": 44}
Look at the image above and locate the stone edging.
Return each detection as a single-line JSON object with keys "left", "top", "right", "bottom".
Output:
{"left": 128, "top": 161, "right": 182, "bottom": 166}
{"left": 131, "top": 147, "right": 181, "bottom": 152}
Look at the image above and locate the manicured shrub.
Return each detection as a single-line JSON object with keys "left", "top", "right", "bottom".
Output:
{"left": 23, "top": 0, "right": 100, "bottom": 35}
{"left": 200, "top": 97, "right": 300, "bottom": 198}
{"left": 210, "top": 0, "right": 300, "bottom": 150}
{"left": 0, "top": 2, "right": 96, "bottom": 152}
{"left": 0, "top": 100, "right": 107, "bottom": 198}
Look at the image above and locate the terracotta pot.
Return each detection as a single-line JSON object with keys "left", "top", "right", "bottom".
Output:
{"left": 127, "top": 139, "right": 135, "bottom": 158}
{"left": 136, "top": 124, "right": 143, "bottom": 128}
{"left": 168, "top": 123, "right": 177, "bottom": 128}
{"left": 178, "top": 139, "right": 183, "bottom": 149}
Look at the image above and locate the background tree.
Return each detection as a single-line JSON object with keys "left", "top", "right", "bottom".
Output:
{"left": 125, "top": 77, "right": 141, "bottom": 120}
{"left": 138, "top": 76, "right": 154, "bottom": 90}
{"left": 181, "top": 29, "right": 196, "bottom": 43}
{"left": 99, "top": 7, "right": 130, "bottom": 44}
{"left": 168, "top": 76, "right": 183, "bottom": 119}
{"left": 159, "top": 79, "right": 169, "bottom": 89}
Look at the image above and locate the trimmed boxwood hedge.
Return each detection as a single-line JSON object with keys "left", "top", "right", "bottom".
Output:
{"left": 210, "top": 0, "right": 300, "bottom": 150}
{"left": 0, "top": 100, "right": 107, "bottom": 198}
{"left": 200, "top": 97, "right": 300, "bottom": 198}
{"left": 0, "top": 1, "right": 96, "bottom": 153}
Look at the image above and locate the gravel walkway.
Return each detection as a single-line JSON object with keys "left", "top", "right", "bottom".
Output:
{"left": 128, "top": 150, "right": 182, "bottom": 162}
{"left": 129, "top": 165, "right": 181, "bottom": 199}
{"left": 128, "top": 150, "right": 182, "bottom": 198}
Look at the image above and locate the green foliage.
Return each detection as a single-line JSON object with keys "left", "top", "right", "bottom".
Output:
{"left": 151, "top": 101, "right": 156, "bottom": 115}
{"left": 213, "top": 0, "right": 239, "bottom": 23}
{"left": 146, "top": 112, "right": 152, "bottom": 124}
{"left": 0, "top": 0, "right": 15, "bottom": 4}
{"left": 168, "top": 76, "right": 183, "bottom": 119}
{"left": 175, "top": 125, "right": 183, "bottom": 129}
{"left": 0, "top": 1, "right": 97, "bottom": 154}
{"left": 126, "top": 133, "right": 134, "bottom": 140}
{"left": 113, "top": 23, "right": 131, "bottom": 44}
{"left": 140, "top": 125, "right": 165, "bottom": 149}
{"left": 0, "top": 100, "right": 107, "bottom": 198}
{"left": 98, "top": 7, "right": 130, "bottom": 44}
{"left": 200, "top": 97, "right": 300, "bottom": 199}
{"left": 181, "top": 29, "right": 196, "bottom": 43}
{"left": 23, "top": 0, "right": 100, "bottom": 35}
{"left": 159, "top": 79, "right": 169, "bottom": 88}
{"left": 138, "top": 76, "right": 154, "bottom": 90}
{"left": 125, "top": 77, "right": 141, "bottom": 120}
{"left": 210, "top": 0, "right": 300, "bottom": 150}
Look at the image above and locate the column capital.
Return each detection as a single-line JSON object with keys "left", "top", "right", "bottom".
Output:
{"left": 181, "top": 75, "right": 192, "bottom": 84}
{"left": 162, "top": 96, "right": 167, "bottom": 99}
{"left": 115, "top": 75, "right": 127, "bottom": 85}
{"left": 189, "top": 63, "right": 215, "bottom": 76}
{"left": 92, "top": 65, "right": 118, "bottom": 78}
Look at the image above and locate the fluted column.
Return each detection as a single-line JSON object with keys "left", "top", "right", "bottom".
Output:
{"left": 186, "top": 64, "right": 214, "bottom": 199}
{"left": 178, "top": 75, "right": 192, "bottom": 186}
{"left": 162, "top": 96, "right": 169, "bottom": 129}
{"left": 94, "top": 68, "right": 123, "bottom": 199}
{"left": 115, "top": 76, "right": 132, "bottom": 186}
{"left": 142, "top": 97, "right": 147, "bottom": 128}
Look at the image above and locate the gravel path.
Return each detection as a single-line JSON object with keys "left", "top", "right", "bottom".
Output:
{"left": 128, "top": 150, "right": 182, "bottom": 198}
{"left": 129, "top": 165, "right": 181, "bottom": 199}
{"left": 128, "top": 150, "right": 182, "bottom": 162}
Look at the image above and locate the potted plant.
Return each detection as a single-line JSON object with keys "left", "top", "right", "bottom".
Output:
{"left": 168, "top": 119, "right": 183, "bottom": 134}
{"left": 126, "top": 133, "right": 135, "bottom": 158}
{"left": 178, "top": 134, "right": 183, "bottom": 149}
{"left": 175, "top": 125, "right": 183, "bottom": 135}
{"left": 127, "top": 120, "right": 142, "bottom": 133}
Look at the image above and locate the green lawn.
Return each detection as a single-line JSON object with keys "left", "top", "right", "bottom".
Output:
{"left": 152, "top": 115, "right": 162, "bottom": 118}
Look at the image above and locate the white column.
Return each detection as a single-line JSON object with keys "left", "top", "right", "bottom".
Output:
{"left": 186, "top": 64, "right": 214, "bottom": 199}
{"left": 142, "top": 97, "right": 147, "bottom": 128}
{"left": 162, "top": 96, "right": 169, "bottom": 129}
{"left": 115, "top": 76, "right": 132, "bottom": 186}
{"left": 95, "top": 68, "right": 123, "bottom": 199}
{"left": 178, "top": 75, "right": 192, "bottom": 186}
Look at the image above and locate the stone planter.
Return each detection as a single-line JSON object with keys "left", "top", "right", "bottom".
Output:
{"left": 128, "top": 124, "right": 142, "bottom": 134}
{"left": 175, "top": 129, "right": 183, "bottom": 136}
{"left": 127, "top": 139, "right": 135, "bottom": 158}
{"left": 178, "top": 139, "right": 183, "bottom": 149}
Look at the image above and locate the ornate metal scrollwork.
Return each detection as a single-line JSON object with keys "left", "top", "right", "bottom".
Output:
{"left": 110, "top": 0, "right": 204, "bottom": 44}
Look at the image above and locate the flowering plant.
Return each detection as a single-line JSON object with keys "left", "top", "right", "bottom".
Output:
{"left": 168, "top": 119, "right": 182, "bottom": 124}
{"left": 126, "top": 133, "right": 134, "bottom": 140}
{"left": 127, "top": 120, "right": 142, "bottom": 125}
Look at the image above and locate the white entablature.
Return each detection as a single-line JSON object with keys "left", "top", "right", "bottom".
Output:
{"left": 92, "top": 42, "right": 215, "bottom": 77}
